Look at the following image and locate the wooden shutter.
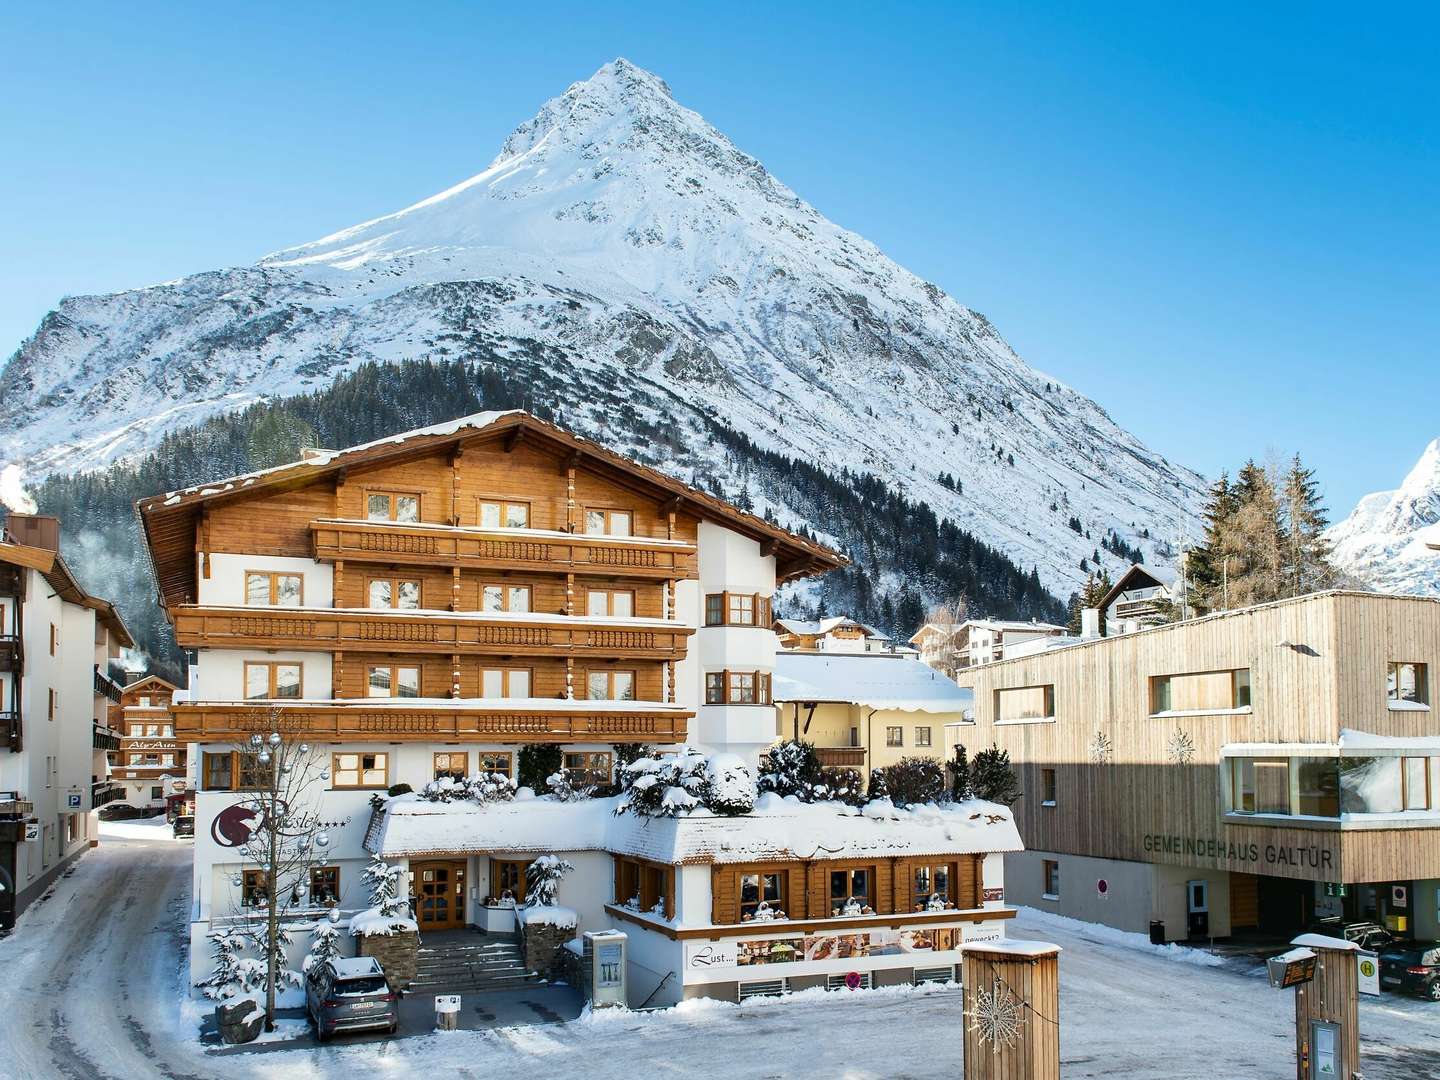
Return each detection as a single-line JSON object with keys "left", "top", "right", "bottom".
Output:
{"left": 786, "top": 865, "right": 806, "bottom": 920}
{"left": 874, "top": 861, "right": 893, "bottom": 914}
{"left": 806, "top": 862, "right": 826, "bottom": 919}
{"left": 956, "top": 856, "right": 979, "bottom": 909}
{"left": 892, "top": 858, "right": 913, "bottom": 913}
{"left": 712, "top": 866, "right": 738, "bottom": 925}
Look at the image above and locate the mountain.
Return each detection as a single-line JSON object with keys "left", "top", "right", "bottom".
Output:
{"left": 1327, "top": 439, "right": 1440, "bottom": 595}
{"left": 0, "top": 58, "right": 1204, "bottom": 631}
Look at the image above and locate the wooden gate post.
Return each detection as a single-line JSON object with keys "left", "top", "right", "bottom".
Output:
{"left": 1288, "top": 934, "right": 1359, "bottom": 1079}
{"left": 961, "top": 940, "right": 1061, "bottom": 1080}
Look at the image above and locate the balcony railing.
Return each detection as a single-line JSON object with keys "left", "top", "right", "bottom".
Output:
{"left": 93, "top": 667, "right": 124, "bottom": 704}
{"left": 171, "top": 606, "right": 694, "bottom": 659}
{"left": 91, "top": 781, "right": 126, "bottom": 809}
{"left": 310, "top": 518, "right": 698, "bottom": 580}
{"left": 0, "top": 798, "right": 34, "bottom": 819}
{"left": 815, "top": 747, "right": 868, "bottom": 768}
{"left": 0, "top": 635, "right": 20, "bottom": 673}
{"left": 93, "top": 726, "right": 121, "bottom": 752}
{"left": 1, "top": 709, "right": 18, "bottom": 752}
{"left": 172, "top": 700, "right": 690, "bottom": 744}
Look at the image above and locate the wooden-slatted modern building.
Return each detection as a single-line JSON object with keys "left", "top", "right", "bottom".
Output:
{"left": 956, "top": 590, "right": 1440, "bottom": 943}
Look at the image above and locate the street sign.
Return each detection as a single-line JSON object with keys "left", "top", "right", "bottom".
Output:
{"left": 1323, "top": 883, "right": 1346, "bottom": 898}
{"left": 1357, "top": 952, "right": 1380, "bottom": 996}
{"left": 844, "top": 971, "right": 862, "bottom": 990}
{"left": 66, "top": 793, "right": 82, "bottom": 809}
{"left": 1267, "top": 947, "right": 1317, "bottom": 989}
{"left": 23, "top": 822, "right": 39, "bottom": 842}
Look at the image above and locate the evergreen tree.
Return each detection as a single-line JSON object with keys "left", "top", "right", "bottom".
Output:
{"left": 362, "top": 854, "right": 406, "bottom": 918}
{"left": 304, "top": 909, "right": 343, "bottom": 973}
{"left": 523, "top": 855, "right": 575, "bottom": 908}
{"left": 947, "top": 744, "right": 973, "bottom": 800}
{"left": 1280, "top": 453, "right": 1335, "bottom": 596}
{"left": 1227, "top": 460, "right": 1286, "bottom": 608}
{"left": 970, "top": 745, "right": 1020, "bottom": 805}
{"left": 196, "top": 927, "right": 251, "bottom": 1000}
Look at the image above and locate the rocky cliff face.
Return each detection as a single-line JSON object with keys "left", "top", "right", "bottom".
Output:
{"left": 1328, "top": 439, "right": 1440, "bottom": 595}
{"left": 0, "top": 59, "right": 1203, "bottom": 597}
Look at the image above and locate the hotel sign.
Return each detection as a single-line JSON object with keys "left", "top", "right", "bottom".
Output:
{"left": 1143, "top": 833, "right": 1335, "bottom": 872}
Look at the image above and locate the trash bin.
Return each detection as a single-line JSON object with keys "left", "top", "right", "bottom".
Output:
{"left": 1149, "top": 921, "right": 1165, "bottom": 945}
{"left": 435, "top": 993, "right": 461, "bottom": 1031}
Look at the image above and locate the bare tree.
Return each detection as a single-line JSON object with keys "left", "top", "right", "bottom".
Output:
{"left": 922, "top": 595, "right": 970, "bottom": 678}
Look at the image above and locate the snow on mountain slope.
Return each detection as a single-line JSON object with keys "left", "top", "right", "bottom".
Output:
{"left": 0, "top": 59, "right": 1203, "bottom": 596}
{"left": 1328, "top": 439, "right": 1440, "bottom": 595}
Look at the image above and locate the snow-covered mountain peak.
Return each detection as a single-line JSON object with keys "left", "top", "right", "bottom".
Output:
{"left": 1328, "top": 438, "right": 1440, "bottom": 595}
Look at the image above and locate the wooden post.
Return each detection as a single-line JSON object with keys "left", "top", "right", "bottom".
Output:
{"left": 1289, "top": 935, "right": 1359, "bottom": 1080}
{"left": 961, "top": 940, "right": 1060, "bottom": 1080}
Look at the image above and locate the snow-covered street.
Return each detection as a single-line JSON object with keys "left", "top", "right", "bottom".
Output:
{"left": 2, "top": 826, "right": 1437, "bottom": 1079}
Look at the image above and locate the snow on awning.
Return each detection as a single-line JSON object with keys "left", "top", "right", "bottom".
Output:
{"left": 773, "top": 651, "right": 972, "bottom": 714}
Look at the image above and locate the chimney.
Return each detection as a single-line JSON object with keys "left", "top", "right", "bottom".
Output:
{"left": 3, "top": 513, "right": 61, "bottom": 552}
{"left": 1080, "top": 608, "right": 1101, "bottom": 641}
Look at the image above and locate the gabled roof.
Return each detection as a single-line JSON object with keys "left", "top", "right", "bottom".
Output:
{"left": 773, "top": 615, "right": 884, "bottom": 638}
{"left": 1098, "top": 563, "right": 1178, "bottom": 611}
{"left": 136, "top": 411, "right": 846, "bottom": 608}
{"left": 773, "top": 651, "right": 973, "bottom": 713}
{"left": 122, "top": 674, "right": 179, "bottom": 694}
{"left": 0, "top": 540, "right": 135, "bottom": 647}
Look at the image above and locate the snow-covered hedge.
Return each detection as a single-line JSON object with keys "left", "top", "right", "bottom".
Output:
{"left": 614, "top": 747, "right": 756, "bottom": 818}
{"left": 759, "top": 740, "right": 866, "bottom": 806}
{"left": 420, "top": 771, "right": 516, "bottom": 805}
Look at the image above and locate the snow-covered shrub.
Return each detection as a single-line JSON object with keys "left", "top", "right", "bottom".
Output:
{"left": 304, "top": 909, "right": 343, "bottom": 973}
{"left": 703, "top": 754, "right": 756, "bottom": 815}
{"left": 545, "top": 768, "right": 595, "bottom": 802}
{"left": 872, "top": 757, "right": 946, "bottom": 808}
{"left": 814, "top": 767, "right": 867, "bottom": 807}
{"left": 362, "top": 854, "right": 406, "bottom": 918}
{"left": 758, "top": 740, "right": 823, "bottom": 798}
{"left": 419, "top": 771, "right": 516, "bottom": 805}
{"left": 195, "top": 927, "right": 255, "bottom": 1000}
{"left": 615, "top": 747, "right": 756, "bottom": 817}
{"left": 523, "top": 854, "right": 575, "bottom": 908}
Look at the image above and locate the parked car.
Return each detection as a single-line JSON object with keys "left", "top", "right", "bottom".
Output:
{"left": 1380, "top": 941, "right": 1440, "bottom": 1000}
{"left": 305, "top": 957, "right": 398, "bottom": 1040}
{"left": 99, "top": 803, "right": 144, "bottom": 821}
{"left": 1307, "top": 918, "right": 1395, "bottom": 952}
{"left": 171, "top": 815, "right": 194, "bottom": 837}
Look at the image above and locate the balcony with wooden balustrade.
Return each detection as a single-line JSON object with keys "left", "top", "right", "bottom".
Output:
{"left": 171, "top": 606, "right": 694, "bottom": 659}
{"left": 309, "top": 518, "right": 697, "bottom": 580}
{"left": 172, "top": 700, "right": 690, "bottom": 744}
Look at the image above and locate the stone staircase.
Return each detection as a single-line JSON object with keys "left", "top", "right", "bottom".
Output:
{"left": 408, "top": 932, "right": 542, "bottom": 993}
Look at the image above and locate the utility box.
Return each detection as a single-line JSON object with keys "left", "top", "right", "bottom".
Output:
{"left": 582, "top": 930, "right": 627, "bottom": 1008}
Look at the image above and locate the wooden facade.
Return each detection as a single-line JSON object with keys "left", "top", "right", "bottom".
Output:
{"left": 1293, "top": 943, "right": 1359, "bottom": 1079}
{"left": 957, "top": 591, "right": 1440, "bottom": 884}
{"left": 109, "top": 675, "right": 184, "bottom": 786}
{"left": 961, "top": 945, "right": 1061, "bottom": 1080}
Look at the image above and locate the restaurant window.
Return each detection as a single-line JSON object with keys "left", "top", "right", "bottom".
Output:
{"left": 1151, "top": 669, "right": 1250, "bottom": 714}
{"left": 333, "top": 752, "right": 389, "bottom": 789}
{"left": 245, "top": 570, "right": 303, "bottom": 607}
{"left": 129, "top": 724, "right": 141, "bottom": 737}
{"left": 1404, "top": 757, "right": 1432, "bottom": 811}
{"left": 310, "top": 866, "right": 341, "bottom": 906}
{"left": 244, "top": 662, "right": 302, "bottom": 700}
{"left": 479, "top": 499, "right": 530, "bottom": 529}
{"left": 1041, "top": 768, "right": 1057, "bottom": 806}
{"left": 161, "top": 725, "right": 173, "bottom": 737}
{"left": 995, "top": 685, "right": 1055, "bottom": 722}
{"left": 913, "top": 863, "right": 954, "bottom": 910}
{"left": 241, "top": 870, "right": 268, "bottom": 908}
{"left": 830, "top": 868, "right": 871, "bottom": 912}
{"left": 1230, "top": 757, "right": 1290, "bottom": 815}
{"left": 915, "top": 726, "right": 932, "bottom": 748}
{"left": 367, "top": 491, "right": 420, "bottom": 523}
{"left": 491, "top": 859, "right": 530, "bottom": 903}
{"left": 368, "top": 577, "right": 421, "bottom": 610}
{"left": 367, "top": 665, "right": 420, "bottom": 698}
{"left": 564, "top": 751, "right": 613, "bottom": 786}
{"left": 433, "top": 752, "right": 468, "bottom": 781}
{"left": 482, "top": 584, "right": 532, "bottom": 613}
{"left": 146, "top": 724, "right": 160, "bottom": 736}
{"left": 1043, "top": 860, "right": 1060, "bottom": 899}
{"left": 586, "top": 670, "right": 635, "bottom": 701}
{"left": 886, "top": 727, "right": 903, "bottom": 748}
{"left": 587, "top": 589, "right": 635, "bottom": 618}
{"left": 1296, "top": 758, "right": 1340, "bottom": 817}
{"left": 1388, "top": 662, "right": 1429, "bottom": 706}
{"left": 584, "top": 508, "right": 633, "bottom": 537}
{"left": 481, "top": 668, "right": 532, "bottom": 698}
{"left": 478, "top": 752, "right": 513, "bottom": 777}
{"left": 615, "top": 857, "right": 673, "bottom": 917}
{"left": 741, "top": 870, "right": 785, "bottom": 920}
{"left": 703, "top": 592, "right": 773, "bottom": 627}
{"left": 1340, "top": 757, "right": 1413, "bottom": 815}
{"left": 161, "top": 753, "right": 175, "bottom": 767}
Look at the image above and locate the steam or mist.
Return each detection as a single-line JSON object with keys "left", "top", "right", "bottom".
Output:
{"left": 0, "top": 464, "right": 38, "bottom": 515}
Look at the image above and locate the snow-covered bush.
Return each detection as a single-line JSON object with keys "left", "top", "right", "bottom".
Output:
{"left": 758, "top": 740, "right": 823, "bottom": 798}
{"left": 615, "top": 747, "right": 756, "bottom": 818}
{"left": 195, "top": 927, "right": 255, "bottom": 1000}
{"left": 871, "top": 757, "right": 946, "bottom": 808}
{"left": 545, "top": 768, "right": 595, "bottom": 802}
{"left": 420, "top": 771, "right": 516, "bottom": 805}
{"left": 814, "top": 767, "right": 867, "bottom": 807}
{"left": 304, "top": 909, "right": 343, "bottom": 972}
{"left": 523, "top": 854, "right": 575, "bottom": 908}
{"left": 361, "top": 854, "right": 406, "bottom": 918}
{"left": 704, "top": 753, "right": 756, "bottom": 815}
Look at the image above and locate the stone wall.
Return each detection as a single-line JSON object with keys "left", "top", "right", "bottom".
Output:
{"left": 522, "top": 920, "right": 575, "bottom": 982}
{"left": 358, "top": 929, "right": 418, "bottom": 988}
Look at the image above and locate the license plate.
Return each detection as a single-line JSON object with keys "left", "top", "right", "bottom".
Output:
{"left": 349, "top": 1002, "right": 377, "bottom": 1010}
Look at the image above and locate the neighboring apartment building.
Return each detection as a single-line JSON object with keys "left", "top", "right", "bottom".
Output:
{"left": 140, "top": 411, "right": 1022, "bottom": 1002}
{"left": 1098, "top": 564, "right": 1180, "bottom": 634}
{"left": 772, "top": 616, "right": 897, "bottom": 653}
{"left": 109, "top": 675, "right": 185, "bottom": 810}
{"left": 773, "top": 651, "right": 972, "bottom": 774}
{"left": 0, "top": 513, "right": 132, "bottom": 930}
{"left": 957, "top": 591, "right": 1440, "bottom": 944}
{"left": 910, "top": 619, "right": 1067, "bottom": 674}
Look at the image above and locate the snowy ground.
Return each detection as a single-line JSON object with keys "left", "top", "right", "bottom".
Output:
{"left": 2, "top": 828, "right": 1437, "bottom": 1079}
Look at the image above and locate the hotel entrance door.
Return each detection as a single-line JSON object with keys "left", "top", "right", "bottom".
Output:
{"left": 413, "top": 860, "right": 467, "bottom": 930}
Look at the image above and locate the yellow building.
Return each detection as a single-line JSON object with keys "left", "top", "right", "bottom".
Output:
{"left": 772, "top": 652, "right": 973, "bottom": 774}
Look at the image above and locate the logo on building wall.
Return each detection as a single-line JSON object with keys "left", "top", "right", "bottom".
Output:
{"left": 211, "top": 804, "right": 263, "bottom": 848}
{"left": 684, "top": 940, "right": 739, "bottom": 969}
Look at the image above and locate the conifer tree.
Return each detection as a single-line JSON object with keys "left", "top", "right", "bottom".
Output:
{"left": 1280, "top": 454, "right": 1335, "bottom": 596}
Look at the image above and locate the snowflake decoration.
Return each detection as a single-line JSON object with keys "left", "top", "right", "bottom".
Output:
{"left": 968, "top": 980, "right": 1026, "bottom": 1051}
{"left": 1088, "top": 731, "right": 1113, "bottom": 764}
{"left": 1167, "top": 727, "right": 1196, "bottom": 764}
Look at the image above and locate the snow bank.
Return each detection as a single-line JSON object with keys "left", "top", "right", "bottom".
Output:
{"left": 348, "top": 906, "right": 418, "bottom": 937}
{"left": 1015, "top": 907, "right": 1224, "bottom": 968}
{"left": 521, "top": 904, "right": 578, "bottom": 929}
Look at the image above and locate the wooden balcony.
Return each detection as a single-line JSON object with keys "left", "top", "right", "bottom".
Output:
{"left": 310, "top": 518, "right": 697, "bottom": 580}
{"left": 815, "top": 747, "right": 867, "bottom": 768}
{"left": 0, "top": 635, "right": 20, "bottom": 673}
{"left": 1, "top": 709, "right": 18, "bottom": 752}
{"left": 171, "top": 701, "right": 690, "bottom": 744}
{"left": 171, "top": 606, "right": 693, "bottom": 659}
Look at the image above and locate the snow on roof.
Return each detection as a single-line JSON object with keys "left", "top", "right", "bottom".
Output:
{"left": 774, "top": 616, "right": 884, "bottom": 638}
{"left": 961, "top": 939, "right": 1061, "bottom": 958}
{"left": 1339, "top": 728, "right": 1440, "bottom": 753}
{"left": 773, "top": 651, "right": 972, "bottom": 713}
{"left": 961, "top": 619, "right": 1067, "bottom": 633}
{"left": 370, "top": 792, "right": 1021, "bottom": 864}
{"left": 1290, "top": 933, "right": 1358, "bottom": 952}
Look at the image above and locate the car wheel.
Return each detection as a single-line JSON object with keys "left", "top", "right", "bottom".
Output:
{"left": 316, "top": 1022, "right": 329, "bottom": 1043}
{"left": 1428, "top": 981, "right": 1440, "bottom": 1002}
{"left": 388, "top": 1020, "right": 398, "bottom": 1036}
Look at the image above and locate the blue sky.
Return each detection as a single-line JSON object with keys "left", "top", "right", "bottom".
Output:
{"left": 2, "top": 3, "right": 1435, "bottom": 516}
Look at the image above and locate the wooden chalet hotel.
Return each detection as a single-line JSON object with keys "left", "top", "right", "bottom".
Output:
{"left": 142, "top": 411, "right": 1021, "bottom": 1003}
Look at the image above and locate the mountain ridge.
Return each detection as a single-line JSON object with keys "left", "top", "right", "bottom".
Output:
{"left": 1328, "top": 438, "right": 1440, "bottom": 595}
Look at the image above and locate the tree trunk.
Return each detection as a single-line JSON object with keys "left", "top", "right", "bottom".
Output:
{"left": 264, "top": 773, "right": 278, "bottom": 1031}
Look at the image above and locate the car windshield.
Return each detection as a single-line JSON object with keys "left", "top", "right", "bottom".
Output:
{"left": 333, "top": 976, "right": 388, "bottom": 996}
{"left": 1381, "top": 947, "right": 1425, "bottom": 963}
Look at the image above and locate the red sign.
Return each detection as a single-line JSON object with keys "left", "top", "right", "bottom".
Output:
{"left": 982, "top": 887, "right": 1004, "bottom": 903}
{"left": 1097, "top": 879, "right": 1109, "bottom": 897}
{"left": 844, "top": 971, "right": 862, "bottom": 990}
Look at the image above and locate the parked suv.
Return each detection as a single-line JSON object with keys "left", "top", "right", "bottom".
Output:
{"left": 171, "top": 815, "right": 194, "bottom": 838}
{"left": 305, "top": 957, "right": 398, "bottom": 1040}
{"left": 1380, "top": 941, "right": 1440, "bottom": 1001}
{"left": 1307, "top": 918, "right": 1394, "bottom": 952}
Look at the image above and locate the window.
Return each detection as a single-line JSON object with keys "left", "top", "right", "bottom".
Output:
{"left": 913, "top": 863, "right": 954, "bottom": 910}
{"left": 1404, "top": 757, "right": 1432, "bottom": 811}
{"left": 1041, "top": 768, "right": 1057, "bottom": 806}
{"left": 146, "top": 724, "right": 160, "bottom": 736}
{"left": 161, "top": 753, "right": 175, "bottom": 767}
{"left": 245, "top": 571, "right": 303, "bottom": 607}
{"left": 479, "top": 499, "right": 530, "bottom": 529}
{"left": 244, "top": 662, "right": 302, "bottom": 700}
{"left": 995, "top": 685, "right": 1055, "bottom": 722}
{"left": 915, "top": 726, "right": 932, "bottom": 748}
{"left": 703, "top": 592, "right": 773, "bottom": 627}
{"left": 367, "top": 665, "right": 420, "bottom": 698}
{"left": 149, "top": 786, "right": 164, "bottom": 801}
{"left": 1230, "top": 757, "right": 1292, "bottom": 814}
{"left": 482, "top": 668, "right": 532, "bottom": 698}
{"left": 704, "top": 670, "right": 772, "bottom": 705}
{"left": 433, "top": 752, "right": 468, "bottom": 780}
{"left": 1151, "top": 669, "right": 1251, "bottom": 714}
{"left": 491, "top": 859, "right": 530, "bottom": 903}
{"left": 139, "top": 696, "right": 151, "bottom": 708}
{"left": 564, "top": 751, "right": 613, "bottom": 786}
{"left": 129, "top": 724, "right": 141, "bottom": 737}
{"left": 367, "top": 491, "right": 420, "bottom": 522}
{"left": 614, "top": 856, "right": 675, "bottom": 917}
{"left": 50, "top": 623, "right": 57, "bottom": 656}
{"left": 587, "top": 670, "right": 635, "bottom": 701}
{"left": 740, "top": 870, "right": 786, "bottom": 919}
{"left": 1388, "top": 662, "right": 1429, "bottom": 706}
{"left": 333, "top": 752, "right": 389, "bottom": 788}
{"left": 161, "top": 725, "right": 173, "bottom": 737}
{"left": 1297, "top": 758, "right": 1340, "bottom": 816}
{"left": 48, "top": 688, "right": 56, "bottom": 721}
{"left": 310, "top": 866, "right": 340, "bottom": 906}
{"left": 584, "top": 508, "right": 633, "bottom": 537}
{"left": 830, "top": 868, "right": 871, "bottom": 912}
{"left": 482, "top": 584, "right": 532, "bottom": 613}
{"left": 202, "top": 752, "right": 234, "bottom": 791}
{"left": 1043, "top": 860, "right": 1060, "bottom": 899}
{"left": 368, "top": 577, "right": 421, "bottom": 609}
{"left": 886, "top": 727, "right": 903, "bottom": 748}
{"left": 242, "top": 870, "right": 268, "bottom": 908}
{"left": 478, "top": 752, "right": 512, "bottom": 776}
{"left": 587, "top": 589, "right": 635, "bottom": 618}
{"left": 1341, "top": 757, "right": 1404, "bottom": 815}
